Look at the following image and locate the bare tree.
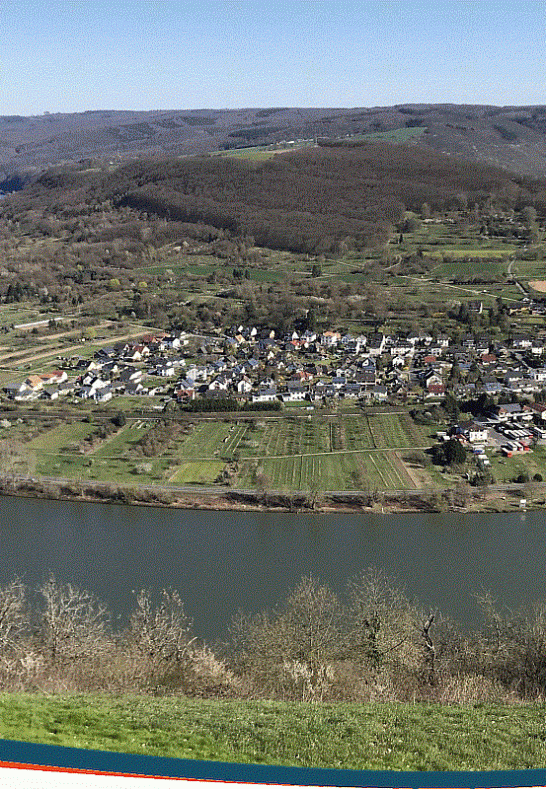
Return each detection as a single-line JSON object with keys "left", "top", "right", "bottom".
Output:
{"left": 229, "top": 576, "right": 344, "bottom": 701}
{"left": 36, "top": 574, "right": 110, "bottom": 664}
{"left": 421, "top": 612, "right": 437, "bottom": 686}
{"left": 346, "top": 567, "right": 417, "bottom": 670}
{"left": 126, "top": 588, "right": 196, "bottom": 692}
{"left": 0, "top": 579, "right": 27, "bottom": 655}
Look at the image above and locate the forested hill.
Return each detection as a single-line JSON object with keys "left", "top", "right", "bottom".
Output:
{"left": 6, "top": 141, "right": 546, "bottom": 255}
{"left": 4, "top": 103, "right": 546, "bottom": 189}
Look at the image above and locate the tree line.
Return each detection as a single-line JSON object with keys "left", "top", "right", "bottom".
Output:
{"left": 2, "top": 570, "right": 546, "bottom": 703}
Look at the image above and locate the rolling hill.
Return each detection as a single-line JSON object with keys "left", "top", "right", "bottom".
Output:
{"left": 3, "top": 103, "right": 546, "bottom": 191}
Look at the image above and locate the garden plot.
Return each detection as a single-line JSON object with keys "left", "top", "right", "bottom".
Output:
{"left": 342, "top": 415, "right": 376, "bottom": 450}
{"left": 90, "top": 423, "right": 153, "bottom": 460}
{"left": 239, "top": 419, "right": 330, "bottom": 458}
{"left": 356, "top": 451, "right": 415, "bottom": 490}
{"left": 177, "top": 422, "right": 247, "bottom": 459}
{"left": 366, "top": 413, "right": 433, "bottom": 449}
{"left": 27, "top": 421, "right": 97, "bottom": 454}
{"left": 77, "top": 422, "right": 171, "bottom": 484}
{"left": 238, "top": 449, "right": 415, "bottom": 492}
{"left": 28, "top": 421, "right": 98, "bottom": 476}
{"left": 169, "top": 460, "right": 225, "bottom": 485}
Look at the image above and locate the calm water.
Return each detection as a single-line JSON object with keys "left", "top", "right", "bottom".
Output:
{"left": 1, "top": 495, "right": 545, "bottom": 641}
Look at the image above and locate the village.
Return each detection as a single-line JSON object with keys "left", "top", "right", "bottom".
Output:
{"left": 4, "top": 310, "right": 546, "bottom": 477}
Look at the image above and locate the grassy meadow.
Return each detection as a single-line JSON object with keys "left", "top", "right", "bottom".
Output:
{"left": 1, "top": 695, "right": 546, "bottom": 772}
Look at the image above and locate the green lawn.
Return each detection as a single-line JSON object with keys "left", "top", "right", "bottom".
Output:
{"left": 27, "top": 422, "right": 98, "bottom": 476}
{"left": 1, "top": 695, "right": 546, "bottom": 771}
{"left": 488, "top": 446, "right": 546, "bottom": 485}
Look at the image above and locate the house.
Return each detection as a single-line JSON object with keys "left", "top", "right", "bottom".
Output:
{"left": 94, "top": 384, "right": 113, "bottom": 403}
{"left": 3, "top": 382, "right": 29, "bottom": 400}
{"left": 155, "top": 363, "right": 175, "bottom": 377}
{"left": 320, "top": 331, "right": 341, "bottom": 347}
{"left": 251, "top": 387, "right": 278, "bottom": 403}
{"left": 119, "top": 367, "right": 143, "bottom": 384}
{"left": 176, "top": 379, "right": 196, "bottom": 402}
{"left": 529, "top": 368, "right": 546, "bottom": 383}
{"left": 367, "top": 333, "right": 386, "bottom": 356}
{"left": 456, "top": 421, "right": 489, "bottom": 444}
{"left": 512, "top": 334, "right": 532, "bottom": 349}
{"left": 41, "top": 386, "right": 59, "bottom": 401}
{"left": 528, "top": 402, "right": 546, "bottom": 422}
{"left": 25, "top": 375, "right": 44, "bottom": 392}
{"left": 494, "top": 403, "right": 524, "bottom": 419}
{"left": 124, "top": 381, "right": 144, "bottom": 396}
{"left": 280, "top": 385, "right": 307, "bottom": 402}
{"left": 236, "top": 377, "right": 253, "bottom": 395}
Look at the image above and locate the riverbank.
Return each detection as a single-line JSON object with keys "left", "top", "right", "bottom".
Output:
{"left": 1, "top": 694, "right": 545, "bottom": 771}
{"left": 0, "top": 474, "right": 541, "bottom": 514}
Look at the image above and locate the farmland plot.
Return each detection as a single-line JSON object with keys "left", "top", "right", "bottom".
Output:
{"left": 342, "top": 415, "right": 376, "bottom": 450}
{"left": 169, "top": 461, "right": 225, "bottom": 485}
{"left": 177, "top": 422, "right": 247, "bottom": 458}
{"left": 238, "top": 450, "right": 415, "bottom": 491}
{"left": 27, "top": 421, "right": 97, "bottom": 454}
{"left": 366, "top": 413, "right": 433, "bottom": 449}
{"left": 29, "top": 421, "right": 98, "bottom": 476}
{"left": 356, "top": 451, "right": 414, "bottom": 490}
{"left": 239, "top": 419, "right": 330, "bottom": 458}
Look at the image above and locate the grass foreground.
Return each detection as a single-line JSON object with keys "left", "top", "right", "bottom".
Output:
{"left": 1, "top": 695, "right": 546, "bottom": 772}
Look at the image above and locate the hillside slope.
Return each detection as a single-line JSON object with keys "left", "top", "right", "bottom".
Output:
{"left": 8, "top": 141, "right": 545, "bottom": 256}
{"left": 3, "top": 103, "right": 546, "bottom": 187}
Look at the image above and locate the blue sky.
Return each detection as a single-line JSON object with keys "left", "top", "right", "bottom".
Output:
{"left": 1, "top": 0, "right": 545, "bottom": 115}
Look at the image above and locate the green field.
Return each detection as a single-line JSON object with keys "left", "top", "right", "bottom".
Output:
{"left": 352, "top": 126, "right": 428, "bottom": 143}
{"left": 3, "top": 412, "right": 439, "bottom": 492}
{"left": 2, "top": 695, "right": 545, "bottom": 771}
{"left": 169, "top": 460, "right": 225, "bottom": 484}
{"left": 430, "top": 259, "right": 509, "bottom": 278}
{"left": 365, "top": 413, "right": 434, "bottom": 449}
{"left": 424, "top": 247, "right": 515, "bottom": 259}
{"left": 176, "top": 422, "right": 247, "bottom": 458}
{"left": 27, "top": 421, "right": 97, "bottom": 476}
{"left": 238, "top": 449, "right": 414, "bottom": 491}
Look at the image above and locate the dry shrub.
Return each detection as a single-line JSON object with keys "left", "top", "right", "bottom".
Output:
{"left": 435, "top": 673, "right": 510, "bottom": 704}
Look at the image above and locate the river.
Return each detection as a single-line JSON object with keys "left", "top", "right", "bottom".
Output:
{"left": 1, "top": 495, "right": 544, "bottom": 641}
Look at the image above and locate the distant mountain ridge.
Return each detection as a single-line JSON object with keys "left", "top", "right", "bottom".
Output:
{"left": 2, "top": 103, "right": 546, "bottom": 187}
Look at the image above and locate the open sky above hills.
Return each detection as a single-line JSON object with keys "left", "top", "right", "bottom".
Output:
{"left": 1, "top": 0, "right": 546, "bottom": 116}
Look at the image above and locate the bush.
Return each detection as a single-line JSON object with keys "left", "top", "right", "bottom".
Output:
{"left": 112, "top": 411, "right": 127, "bottom": 427}
{"left": 514, "top": 472, "right": 530, "bottom": 484}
